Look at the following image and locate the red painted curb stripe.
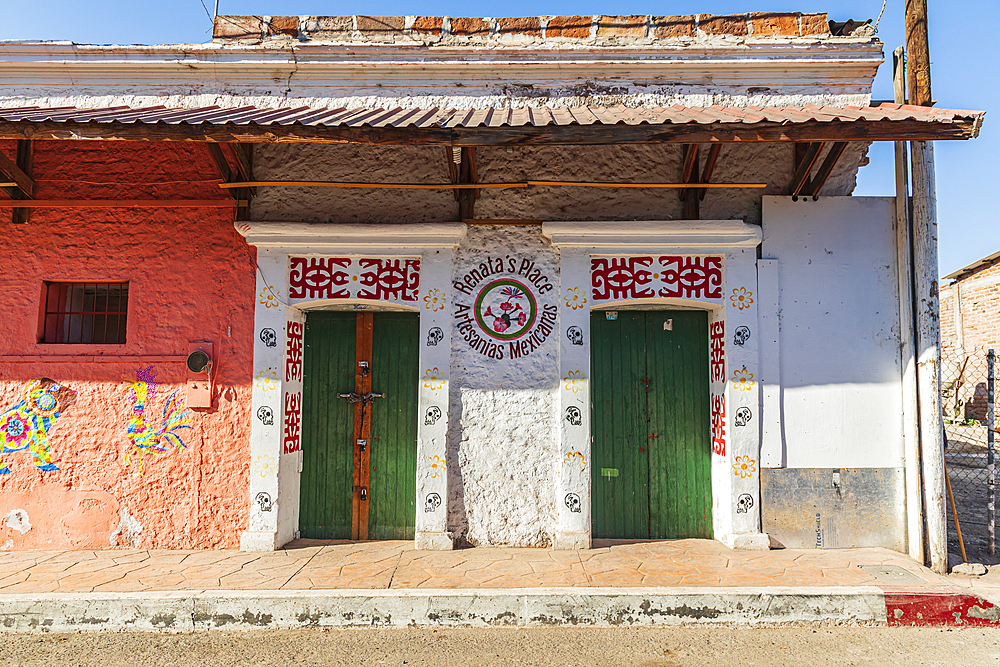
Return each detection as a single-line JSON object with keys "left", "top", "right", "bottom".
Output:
{"left": 885, "top": 591, "right": 1000, "bottom": 627}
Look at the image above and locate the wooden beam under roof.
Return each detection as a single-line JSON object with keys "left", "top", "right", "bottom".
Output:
{"left": 0, "top": 117, "right": 982, "bottom": 146}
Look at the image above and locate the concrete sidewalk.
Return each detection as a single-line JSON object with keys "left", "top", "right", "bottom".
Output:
{"left": 0, "top": 539, "right": 997, "bottom": 631}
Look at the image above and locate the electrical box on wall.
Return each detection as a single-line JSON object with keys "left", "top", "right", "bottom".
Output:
{"left": 186, "top": 342, "right": 214, "bottom": 408}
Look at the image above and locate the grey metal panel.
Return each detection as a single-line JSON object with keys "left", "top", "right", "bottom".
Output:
{"left": 761, "top": 467, "right": 906, "bottom": 551}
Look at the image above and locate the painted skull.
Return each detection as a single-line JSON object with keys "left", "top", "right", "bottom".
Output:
{"left": 565, "top": 406, "right": 582, "bottom": 426}
{"left": 733, "top": 326, "right": 751, "bottom": 347}
{"left": 424, "top": 492, "right": 442, "bottom": 513}
{"left": 255, "top": 492, "right": 273, "bottom": 512}
{"left": 257, "top": 406, "right": 274, "bottom": 425}
{"left": 564, "top": 493, "right": 582, "bottom": 513}
{"left": 566, "top": 326, "right": 584, "bottom": 346}
{"left": 736, "top": 493, "right": 754, "bottom": 514}
{"left": 424, "top": 406, "right": 442, "bottom": 426}
{"left": 260, "top": 328, "right": 277, "bottom": 348}
{"left": 734, "top": 407, "right": 752, "bottom": 427}
{"left": 426, "top": 327, "right": 444, "bottom": 346}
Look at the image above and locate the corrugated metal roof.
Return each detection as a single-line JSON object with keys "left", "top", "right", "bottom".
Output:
{"left": 0, "top": 103, "right": 984, "bottom": 129}
{"left": 944, "top": 250, "right": 1000, "bottom": 282}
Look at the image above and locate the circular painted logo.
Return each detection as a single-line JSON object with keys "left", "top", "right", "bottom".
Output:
{"left": 474, "top": 279, "right": 537, "bottom": 340}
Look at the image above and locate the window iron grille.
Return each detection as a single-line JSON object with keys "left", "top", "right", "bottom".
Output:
{"left": 42, "top": 282, "right": 129, "bottom": 344}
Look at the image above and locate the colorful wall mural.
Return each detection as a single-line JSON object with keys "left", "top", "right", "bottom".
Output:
{"left": 0, "top": 378, "right": 77, "bottom": 474}
{"left": 123, "top": 367, "right": 193, "bottom": 474}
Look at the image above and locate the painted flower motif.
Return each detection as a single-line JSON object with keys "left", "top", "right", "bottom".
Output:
{"left": 254, "top": 455, "right": 276, "bottom": 478}
{"left": 422, "top": 367, "right": 446, "bottom": 391}
{"left": 733, "top": 455, "right": 757, "bottom": 479}
{"left": 732, "top": 366, "right": 755, "bottom": 391}
{"left": 427, "top": 455, "right": 447, "bottom": 478}
{"left": 564, "top": 450, "right": 588, "bottom": 471}
{"left": 259, "top": 286, "right": 282, "bottom": 309}
{"left": 730, "top": 287, "right": 754, "bottom": 311}
{"left": 255, "top": 369, "right": 279, "bottom": 392}
{"left": 493, "top": 317, "right": 509, "bottom": 333}
{"left": 563, "top": 370, "right": 586, "bottom": 393}
{"left": 564, "top": 287, "right": 588, "bottom": 310}
{"left": 517, "top": 312, "right": 527, "bottom": 326}
{"left": 0, "top": 410, "right": 31, "bottom": 449}
{"left": 423, "top": 289, "right": 446, "bottom": 312}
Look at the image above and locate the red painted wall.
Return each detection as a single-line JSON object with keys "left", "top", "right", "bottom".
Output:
{"left": 0, "top": 140, "right": 255, "bottom": 549}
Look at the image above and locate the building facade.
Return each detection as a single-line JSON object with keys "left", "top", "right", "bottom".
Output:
{"left": 0, "top": 13, "right": 984, "bottom": 555}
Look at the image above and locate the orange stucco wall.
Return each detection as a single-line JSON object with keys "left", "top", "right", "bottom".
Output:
{"left": 0, "top": 140, "right": 255, "bottom": 549}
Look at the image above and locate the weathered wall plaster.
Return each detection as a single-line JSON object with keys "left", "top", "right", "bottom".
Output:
{"left": 252, "top": 142, "right": 867, "bottom": 226}
{"left": 0, "top": 139, "right": 255, "bottom": 550}
{"left": 447, "top": 226, "right": 560, "bottom": 547}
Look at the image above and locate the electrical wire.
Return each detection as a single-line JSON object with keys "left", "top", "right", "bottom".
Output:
{"left": 874, "top": 0, "right": 888, "bottom": 33}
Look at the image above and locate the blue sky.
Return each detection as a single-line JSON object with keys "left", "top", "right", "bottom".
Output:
{"left": 3, "top": 1, "right": 994, "bottom": 277}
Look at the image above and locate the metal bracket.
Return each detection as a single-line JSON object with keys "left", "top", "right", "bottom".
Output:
{"left": 338, "top": 391, "right": 386, "bottom": 406}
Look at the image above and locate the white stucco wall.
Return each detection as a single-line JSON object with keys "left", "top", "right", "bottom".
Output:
{"left": 446, "top": 226, "right": 560, "bottom": 547}
{"left": 760, "top": 196, "right": 903, "bottom": 469}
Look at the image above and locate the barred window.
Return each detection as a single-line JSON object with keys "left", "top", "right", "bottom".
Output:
{"left": 42, "top": 282, "right": 129, "bottom": 344}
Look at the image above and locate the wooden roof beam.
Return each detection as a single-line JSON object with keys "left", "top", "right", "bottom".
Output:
{"left": 790, "top": 142, "right": 825, "bottom": 197}
{"left": 0, "top": 141, "right": 34, "bottom": 223}
{"left": 803, "top": 141, "right": 849, "bottom": 198}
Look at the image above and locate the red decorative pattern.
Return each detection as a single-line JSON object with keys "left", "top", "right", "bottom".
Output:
{"left": 358, "top": 259, "right": 421, "bottom": 302}
{"left": 709, "top": 321, "right": 726, "bottom": 382}
{"left": 288, "top": 257, "right": 351, "bottom": 299}
{"left": 658, "top": 256, "right": 723, "bottom": 299}
{"left": 283, "top": 391, "right": 301, "bottom": 454}
{"left": 711, "top": 393, "right": 726, "bottom": 457}
{"left": 285, "top": 321, "right": 303, "bottom": 382}
{"left": 591, "top": 257, "right": 655, "bottom": 300}
{"left": 287, "top": 257, "right": 421, "bottom": 302}
{"left": 591, "top": 255, "right": 723, "bottom": 302}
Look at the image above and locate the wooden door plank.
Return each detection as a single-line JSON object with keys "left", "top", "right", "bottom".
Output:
{"left": 352, "top": 312, "right": 374, "bottom": 541}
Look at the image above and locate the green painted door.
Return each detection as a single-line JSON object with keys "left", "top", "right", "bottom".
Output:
{"left": 301, "top": 312, "right": 356, "bottom": 539}
{"left": 368, "top": 312, "right": 419, "bottom": 540}
{"left": 300, "top": 311, "right": 418, "bottom": 540}
{"left": 591, "top": 310, "right": 713, "bottom": 539}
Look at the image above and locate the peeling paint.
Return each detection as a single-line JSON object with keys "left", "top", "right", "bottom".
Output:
{"left": 108, "top": 507, "right": 143, "bottom": 548}
{"left": 4, "top": 510, "right": 30, "bottom": 535}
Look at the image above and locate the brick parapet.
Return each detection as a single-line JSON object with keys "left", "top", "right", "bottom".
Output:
{"left": 213, "top": 13, "right": 833, "bottom": 45}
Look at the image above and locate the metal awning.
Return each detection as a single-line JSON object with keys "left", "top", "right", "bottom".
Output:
{"left": 0, "top": 103, "right": 984, "bottom": 145}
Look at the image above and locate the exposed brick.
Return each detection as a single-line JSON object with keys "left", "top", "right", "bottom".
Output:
{"left": 698, "top": 14, "right": 748, "bottom": 36}
{"left": 266, "top": 16, "right": 298, "bottom": 38}
{"left": 411, "top": 16, "right": 443, "bottom": 35}
{"left": 450, "top": 17, "right": 491, "bottom": 36}
{"left": 213, "top": 15, "right": 264, "bottom": 40}
{"left": 303, "top": 16, "right": 354, "bottom": 37}
{"left": 597, "top": 15, "right": 647, "bottom": 37}
{"left": 496, "top": 17, "right": 541, "bottom": 36}
{"left": 651, "top": 15, "right": 695, "bottom": 39}
{"left": 356, "top": 15, "right": 405, "bottom": 33}
{"left": 546, "top": 15, "right": 592, "bottom": 38}
{"left": 799, "top": 13, "right": 830, "bottom": 36}
{"left": 750, "top": 12, "right": 799, "bottom": 36}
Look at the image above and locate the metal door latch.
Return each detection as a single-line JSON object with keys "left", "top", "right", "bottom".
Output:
{"left": 354, "top": 486, "right": 368, "bottom": 501}
{"left": 358, "top": 361, "right": 369, "bottom": 376}
{"left": 338, "top": 392, "right": 386, "bottom": 405}
{"left": 356, "top": 438, "right": 367, "bottom": 452}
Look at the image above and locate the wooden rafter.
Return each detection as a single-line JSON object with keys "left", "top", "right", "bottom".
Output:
{"left": 206, "top": 142, "right": 253, "bottom": 219}
{"left": 0, "top": 118, "right": 981, "bottom": 146}
{"left": 458, "top": 147, "right": 478, "bottom": 220}
{"left": 680, "top": 144, "right": 701, "bottom": 219}
{"left": 805, "top": 141, "right": 849, "bottom": 197}
{"left": 0, "top": 140, "right": 34, "bottom": 223}
{"left": 444, "top": 146, "right": 460, "bottom": 201}
{"left": 790, "top": 142, "right": 824, "bottom": 197}
{"left": 699, "top": 144, "right": 722, "bottom": 201}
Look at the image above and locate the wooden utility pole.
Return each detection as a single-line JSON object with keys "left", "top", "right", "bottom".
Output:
{"left": 906, "top": 0, "right": 948, "bottom": 574}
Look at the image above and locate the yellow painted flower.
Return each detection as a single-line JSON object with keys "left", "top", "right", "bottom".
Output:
{"left": 563, "top": 370, "right": 586, "bottom": 393}
{"left": 564, "top": 287, "right": 588, "bottom": 310}
{"left": 428, "top": 455, "right": 447, "bottom": 478}
{"left": 732, "top": 365, "right": 755, "bottom": 391}
{"left": 564, "top": 450, "right": 587, "bottom": 471}
{"left": 733, "top": 455, "right": 757, "bottom": 479}
{"left": 423, "top": 289, "right": 446, "bottom": 312}
{"left": 730, "top": 286, "right": 754, "bottom": 311}
{"left": 423, "top": 367, "right": 446, "bottom": 391}
{"left": 255, "top": 369, "right": 279, "bottom": 392}
{"left": 254, "top": 455, "right": 276, "bottom": 478}
{"left": 259, "top": 286, "right": 282, "bottom": 309}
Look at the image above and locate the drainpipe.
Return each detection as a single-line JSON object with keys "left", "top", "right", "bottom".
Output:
{"left": 906, "top": 0, "right": 948, "bottom": 574}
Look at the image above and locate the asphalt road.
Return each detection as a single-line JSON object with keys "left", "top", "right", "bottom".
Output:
{"left": 4, "top": 626, "right": 1000, "bottom": 667}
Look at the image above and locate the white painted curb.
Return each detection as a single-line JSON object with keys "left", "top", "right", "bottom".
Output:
{"left": 0, "top": 587, "right": 888, "bottom": 632}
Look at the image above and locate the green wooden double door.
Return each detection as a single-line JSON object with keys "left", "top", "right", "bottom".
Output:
{"left": 300, "top": 311, "right": 419, "bottom": 540}
{"left": 591, "top": 310, "right": 713, "bottom": 539}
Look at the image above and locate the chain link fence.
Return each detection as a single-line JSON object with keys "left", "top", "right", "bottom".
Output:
{"left": 942, "top": 347, "right": 997, "bottom": 564}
